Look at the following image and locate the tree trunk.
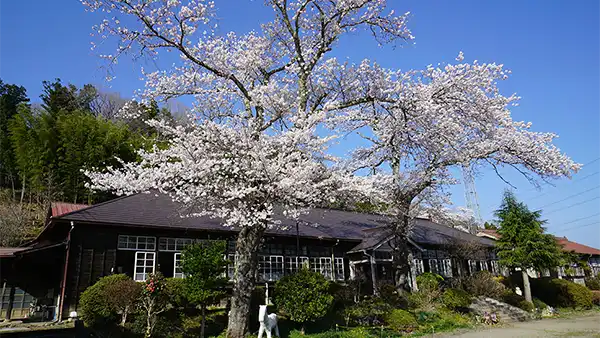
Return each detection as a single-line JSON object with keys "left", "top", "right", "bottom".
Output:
{"left": 226, "top": 225, "right": 265, "bottom": 338}
{"left": 522, "top": 269, "right": 532, "bottom": 303}
{"left": 391, "top": 205, "right": 412, "bottom": 294}
{"left": 200, "top": 305, "right": 206, "bottom": 338}
{"left": 120, "top": 306, "right": 128, "bottom": 327}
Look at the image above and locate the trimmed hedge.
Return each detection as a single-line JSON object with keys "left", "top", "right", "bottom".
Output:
{"left": 501, "top": 290, "right": 534, "bottom": 312}
{"left": 591, "top": 290, "right": 600, "bottom": 306}
{"left": 442, "top": 288, "right": 472, "bottom": 311}
{"left": 531, "top": 278, "right": 593, "bottom": 309}
{"left": 79, "top": 274, "right": 132, "bottom": 327}
{"left": 385, "top": 309, "right": 418, "bottom": 332}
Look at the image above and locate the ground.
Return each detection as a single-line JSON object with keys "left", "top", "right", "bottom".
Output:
{"left": 444, "top": 313, "right": 600, "bottom": 338}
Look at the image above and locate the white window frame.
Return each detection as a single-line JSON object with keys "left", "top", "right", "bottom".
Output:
{"left": 134, "top": 251, "right": 155, "bottom": 281}
{"left": 118, "top": 235, "right": 156, "bottom": 251}
{"left": 490, "top": 260, "right": 499, "bottom": 275}
{"left": 414, "top": 259, "right": 424, "bottom": 275}
{"left": 428, "top": 259, "right": 439, "bottom": 274}
{"left": 227, "top": 254, "right": 237, "bottom": 281}
{"left": 480, "top": 260, "right": 489, "bottom": 271}
{"left": 259, "top": 255, "right": 284, "bottom": 282}
{"left": 173, "top": 253, "right": 183, "bottom": 278}
{"left": 285, "top": 256, "right": 309, "bottom": 275}
{"left": 334, "top": 257, "right": 345, "bottom": 280}
{"left": 441, "top": 259, "right": 453, "bottom": 278}
{"left": 158, "top": 237, "right": 199, "bottom": 252}
{"left": 311, "top": 257, "right": 333, "bottom": 280}
{"left": 468, "top": 260, "right": 478, "bottom": 274}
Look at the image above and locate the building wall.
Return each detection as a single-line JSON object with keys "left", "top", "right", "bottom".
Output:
{"left": 61, "top": 221, "right": 358, "bottom": 317}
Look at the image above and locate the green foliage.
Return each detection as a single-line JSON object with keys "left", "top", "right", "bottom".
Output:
{"left": 459, "top": 271, "right": 506, "bottom": 299}
{"left": 140, "top": 272, "right": 170, "bottom": 337}
{"left": 181, "top": 241, "right": 228, "bottom": 307}
{"left": 385, "top": 309, "right": 418, "bottom": 332}
{"left": 585, "top": 276, "right": 600, "bottom": 290}
{"left": 9, "top": 105, "right": 143, "bottom": 204}
{"left": 0, "top": 80, "right": 28, "bottom": 189}
{"left": 442, "top": 288, "right": 472, "bottom": 311}
{"left": 531, "top": 278, "right": 593, "bottom": 309}
{"left": 415, "top": 309, "right": 473, "bottom": 333}
{"left": 274, "top": 267, "right": 334, "bottom": 325}
{"left": 532, "top": 297, "right": 548, "bottom": 310}
{"left": 343, "top": 297, "right": 393, "bottom": 326}
{"left": 500, "top": 290, "right": 533, "bottom": 312}
{"left": 409, "top": 273, "right": 443, "bottom": 311}
{"left": 165, "top": 277, "right": 190, "bottom": 309}
{"left": 483, "top": 222, "right": 498, "bottom": 230}
{"left": 495, "top": 191, "right": 563, "bottom": 272}
{"left": 591, "top": 290, "right": 600, "bottom": 306}
{"left": 78, "top": 274, "right": 131, "bottom": 327}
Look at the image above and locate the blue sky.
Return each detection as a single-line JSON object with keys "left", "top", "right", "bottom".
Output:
{"left": 1, "top": 1, "right": 599, "bottom": 247}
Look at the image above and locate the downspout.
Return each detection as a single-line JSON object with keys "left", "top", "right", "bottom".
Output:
{"left": 57, "top": 221, "right": 75, "bottom": 321}
{"left": 363, "top": 250, "right": 379, "bottom": 297}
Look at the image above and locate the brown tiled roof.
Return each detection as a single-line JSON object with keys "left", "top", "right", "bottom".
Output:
{"left": 556, "top": 237, "right": 600, "bottom": 256}
{"left": 477, "top": 229, "right": 500, "bottom": 239}
{"left": 50, "top": 202, "right": 89, "bottom": 218}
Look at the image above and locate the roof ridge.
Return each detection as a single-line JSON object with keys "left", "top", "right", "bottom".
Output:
{"left": 54, "top": 193, "right": 141, "bottom": 219}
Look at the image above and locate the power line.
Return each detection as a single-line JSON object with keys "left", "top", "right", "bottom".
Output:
{"left": 558, "top": 221, "right": 600, "bottom": 232}
{"left": 555, "top": 212, "right": 600, "bottom": 228}
{"left": 526, "top": 171, "right": 599, "bottom": 202}
{"left": 544, "top": 196, "right": 600, "bottom": 215}
{"left": 535, "top": 185, "right": 600, "bottom": 209}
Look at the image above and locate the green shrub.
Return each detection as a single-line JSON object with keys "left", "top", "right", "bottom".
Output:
{"left": 165, "top": 277, "right": 190, "bottom": 309}
{"left": 585, "top": 276, "right": 600, "bottom": 290}
{"left": 461, "top": 271, "right": 506, "bottom": 299}
{"left": 500, "top": 290, "right": 533, "bottom": 312}
{"left": 409, "top": 273, "right": 443, "bottom": 311}
{"left": 377, "top": 283, "right": 407, "bottom": 308}
{"left": 343, "top": 297, "right": 393, "bottom": 326}
{"left": 442, "top": 288, "right": 472, "bottom": 311}
{"left": 532, "top": 297, "right": 548, "bottom": 310}
{"left": 79, "top": 274, "right": 132, "bottom": 327}
{"left": 415, "top": 309, "right": 472, "bottom": 333}
{"left": 274, "top": 268, "right": 334, "bottom": 329}
{"left": 591, "top": 290, "right": 600, "bottom": 306}
{"left": 416, "top": 272, "right": 443, "bottom": 291}
{"left": 532, "top": 278, "right": 593, "bottom": 309}
{"left": 386, "top": 309, "right": 418, "bottom": 332}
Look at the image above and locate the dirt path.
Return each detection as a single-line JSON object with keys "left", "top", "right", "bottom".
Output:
{"left": 441, "top": 314, "right": 600, "bottom": 338}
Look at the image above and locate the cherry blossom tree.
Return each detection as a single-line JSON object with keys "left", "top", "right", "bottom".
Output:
{"left": 81, "top": 0, "right": 579, "bottom": 335}
{"left": 333, "top": 52, "right": 580, "bottom": 291}
{"left": 82, "top": 1, "right": 413, "bottom": 336}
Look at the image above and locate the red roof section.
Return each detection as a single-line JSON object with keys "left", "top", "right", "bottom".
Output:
{"left": 477, "top": 229, "right": 600, "bottom": 256}
{"left": 50, "top": 202, "right": 89, "bottom": 218}
{"left": 556, "top": 237, "right": 600, "bottom": 256}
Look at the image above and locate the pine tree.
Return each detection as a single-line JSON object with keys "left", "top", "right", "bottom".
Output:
{"left": 495, "top": 190, "right": 563, "bottom": 303}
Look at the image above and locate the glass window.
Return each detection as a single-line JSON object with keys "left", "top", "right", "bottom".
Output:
{"left": 118, "top": 235, "right": 156, "bottom": 251}
{"left": 259, "top": 255, "right": 284, "bottom": 282}
{"left": 285, "top": 256, "right": 309, "bottom": 275}
{"left": 480, "top": 260, "right": 489, "bottom": 271}
{"left": 428, "top": 259, "right": 439, "bottom": 274}
{"left": 174, "top": 253, "right": 183, "bottom": 278}
{"left": 158, "top": 237, "right": 194, "bottom": 252}
{"left": 310, "top": 257, "right": 333, "bottom": 280}
{"left": 227, "top": 254, "right": 237, "bottom": 280}
{"left": 468, "top": 260, "right": 478, "bottom": 274}
{"left": 134, "top": 252, "right": 155, "bottom": 281}
{"left": 490, "top": 260, "right": 500, "bottom": 275}
{"left": 414, "top": 259, "right": 424, "bottom": 275}
{"left": 441, "top": 259, "right": 453, "bottom": 278}
{"left": 334, "top": 257, "right": 345, "bottom": 280}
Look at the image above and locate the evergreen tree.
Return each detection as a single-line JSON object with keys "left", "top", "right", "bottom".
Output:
{"left": 483, "top": 222, "right": 498, "bottom": 230}
{"left": 495, "top": 190, "right": 563, "bottom": 303}
{"left": 0, "top": 80, "right": 29, "bottom": 192}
